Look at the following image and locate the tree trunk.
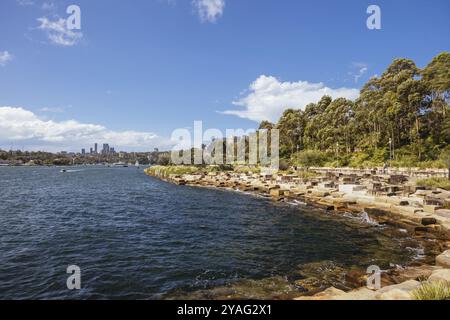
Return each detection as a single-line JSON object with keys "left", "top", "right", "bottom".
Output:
{"left": 416, "top": 116, "right": 421, "bottom": 160}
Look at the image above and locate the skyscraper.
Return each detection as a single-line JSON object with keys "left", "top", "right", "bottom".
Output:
{"left": 102, "top": 144, "right": 110, "bottom": 155}
{"left": 94, "top": 143, "right": 98, "bottom": 154}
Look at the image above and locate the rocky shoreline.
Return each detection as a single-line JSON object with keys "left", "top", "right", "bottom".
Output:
{"left": 145, "top": 166, "right": 450, "bottom": 300}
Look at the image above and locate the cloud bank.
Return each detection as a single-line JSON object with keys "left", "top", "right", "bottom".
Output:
{"left": 0, "top": 107, "right": 173, "bottom": 152}
{"left": 37, "top": 16, "right": 82, "bottom": 46}
{"left": 0, "top": 51, "right": 13, "bottom": 66}
{"left": 222, "top": 75, "right": 360, "bottom": 122}
{"left": 192, "top": 0, "right": 225, "bottom": 23}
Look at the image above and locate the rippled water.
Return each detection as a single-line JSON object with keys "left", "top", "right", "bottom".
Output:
{"left": 0, "top": 167, "right": 419, "bottom": 299}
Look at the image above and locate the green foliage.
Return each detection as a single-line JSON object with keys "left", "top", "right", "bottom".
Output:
{"left": 233, "top": 165, "right": 260, "bottom": 174}
{"left": 440, "top": 147, "right": 450, "bottom": 169}
{"left": 52, "top": 158, "right": 72, "bottom": 166}
{"left": 148, "top": 164, "right": 259, "bottom": 177}
{"left": 412, "top": 281, "right": 450, "bottom": 300}
{"left": 259, "top": 121, "right": 274, "bottom": 130}
{"left": 421, "top": 52, "right": 450, "bottom": 96}
{"left": 265, "top": 52, "right": 449, "bottom": 168}
{"left": 156, "top": 153, "right": 171, "bottom": 166}
{"left": 278, "top": 159, "right": 290, "bottom": 171}
{"left": 416, "top": 177, "right": 450, "bottom": 190}
{"left": 0, "top": 150, "right": 8, "bottom": 160}
{"left": 295, "top": 170, "right": 318, "bottom": 179}
{"left": 293, "top": 150, "right": 329, "bottom": 167}
{"left": 209, "top": 164, "right": 234, "bottom": 172}
{"left": 146, "top": 165, "right": 201, "bottom": 177}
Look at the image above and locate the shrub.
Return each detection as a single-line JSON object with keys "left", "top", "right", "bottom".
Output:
{"left": 412, "top": 281, "right": 450, "bottom": 300}
{"left": 416, "top": 177, "right": 450, "bottom": 190}
{"left": 296, "top": 170, "right": 318, "bottom": 179}
{"left": 157, "top": 153, "right": 171, "bottom": 166}
{"left": 294, "top": 150, "right": 328, "bottom": 167}
{"left": 346, "top": 148, "right": 386, "bottom": 168}
{"left": 279, "top": 159, "right": 290, "bottom": 171}
{"left": 146, "top": 165, "right": 201, "bottom": 177}
{"left": 233, "top": 165, "right": 261, "bottom": 174}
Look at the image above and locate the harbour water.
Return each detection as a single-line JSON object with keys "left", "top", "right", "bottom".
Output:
{"left": 0, "top": 167, "right": 422, "bottom": 299}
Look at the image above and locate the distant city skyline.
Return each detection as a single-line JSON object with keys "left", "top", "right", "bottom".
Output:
{"left": 1, "top": 141, "right": 131, "bottom": 155}
{"left": 0, "top": 0, "right": 449, "bottom": 152}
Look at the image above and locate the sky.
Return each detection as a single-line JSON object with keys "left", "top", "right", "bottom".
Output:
{"left": 0, "top": 0, "right": 449, "bottom": 152}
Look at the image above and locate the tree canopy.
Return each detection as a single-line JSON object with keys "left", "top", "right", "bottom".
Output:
{"left": 265, "top": 52, "right": 450, "bottom": 168}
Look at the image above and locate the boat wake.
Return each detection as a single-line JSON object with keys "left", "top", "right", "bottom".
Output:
{"left": 61, "top": 169, "right": 84, "bottom": 173}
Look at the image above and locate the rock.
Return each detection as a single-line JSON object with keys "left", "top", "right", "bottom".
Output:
{"left": 376, "top": 288, "right": 412, "bottom": 300}
{"left": 294, "top": 287, "right": 346, "bottom": 300}
{"left": 391, "top": 265, "right": 438, "bottom": 283}
{"left": 344, "top": 269, "right": 367, "bottom": 288}
{"left": 311, "top": 191, "right": 330, "bottom": 197}
{"left": 421, "top": 217, "right": 437, "bottom": 226}
{"left": 436, "top": 209, "right": 450, "bottom": 219}
{"left": 316, "top": 202, "right": 335, "bottom": 211}
{"left": 436, "top": 250, "right": 450, "bottom": 268}
{"left": 375, "top": 280, "right": 421, "bottom": 296}
{"left": 295, "top": 261, "right": 349, "bottom": 291}
{"left": 339, "top": 184, "right": 366, "bottom": 193}
{"left": 269, "top": 188, "right": 281, "bottom": 197}
{"left": 424, "top": 205, "right": 444, "bottom": 214}
{"left": 415, "top": 226, "right": 433, "bottom": 233}
{"left": 316, "top": 287, "right": 346, "bottom": 297}
{"left": 333, "top": 287, "right": 377, "bottom": 300}
{"left": 427, "top": 224, "right": 442, "bottom": 231}
{"left": 294, "top": 277, "right": 323, "bottom": 292}
{"left": 428, "top": 269, "right": 450, "bottom": 283}
{"left": 365, "top": 207, "right": 389, "bottom": 217}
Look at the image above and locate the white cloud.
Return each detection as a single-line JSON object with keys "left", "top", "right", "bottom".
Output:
{"left": 222, "top": 75, "right": 360, "bottom": 122}
{"left": 41, "top": 2, "right": 55, "bottom": 11}
{"left": 192, "top": 0, "right": 225, "bottom": 23}
{"left": 16, "top": 0, "right": 34, "bottom": 6}
{"left": 37, "top": 16, "right": 82, "bottom": 46}
{"left": 353, "top": 67, "right": 368, "bottom": 83}
{"left": 349, "top": 62, "right": 369, "bottom": 83}
{"left": 39, "top": 107, "right": 65, "bottom": 113}
{"left": 0, "top": 106, "right": 174, "bottom": 152}
{"left": 0, "top": 51, "right": 13, "bottom": 66}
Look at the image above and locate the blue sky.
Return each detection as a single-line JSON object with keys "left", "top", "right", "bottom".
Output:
{"left": 0, "top": 0, "right": 449, "bottom": 151}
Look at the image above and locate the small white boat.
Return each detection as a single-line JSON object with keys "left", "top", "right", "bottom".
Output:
{"left": 112, "top": 162, "right": 128, "bottom": 167}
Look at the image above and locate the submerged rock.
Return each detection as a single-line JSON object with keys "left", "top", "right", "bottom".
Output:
{"left": 294, "top": 261, "right": 350, "bottom": 291}
{"left": 166, "top": 276, "right": 300, "bottom": 300}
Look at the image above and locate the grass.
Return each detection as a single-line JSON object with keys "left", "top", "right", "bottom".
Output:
{"left": 412, "top": 281, "right": 450, "bottom": 300}
{"left": 296, "top": 170, "right": 319, "bottom": 179}
{"left": 145, "top": 165, "right": 201, "bottom": 177}
{"left": 416, "top": 177, "right": 450, "bottom": 191}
